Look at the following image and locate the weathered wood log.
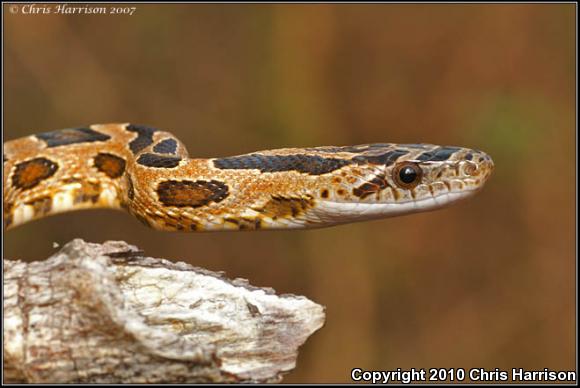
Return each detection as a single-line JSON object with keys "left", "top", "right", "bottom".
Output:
{"left": 3, "top": 239, "right": 325, "bottom": 383}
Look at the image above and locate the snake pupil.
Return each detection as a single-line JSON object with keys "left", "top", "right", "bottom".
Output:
{"left": 393, "top": 162, "right": 423, "bottom": 189}
{"left": 399, "top": 166, "right": 417, "bottom": 184}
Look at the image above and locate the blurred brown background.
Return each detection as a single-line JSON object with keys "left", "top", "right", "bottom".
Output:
{"left": 3, "top": 3, "right": 575, "bottom": 383}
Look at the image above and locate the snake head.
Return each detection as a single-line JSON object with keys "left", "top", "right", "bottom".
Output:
{"left": 309, "top": 144, "right": 494, "bottom": 225}
{"left": 391, "top": 145, "right": 495, "bottom": 210}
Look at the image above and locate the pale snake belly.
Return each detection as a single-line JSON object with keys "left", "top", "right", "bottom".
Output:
{"left": 3, "top": 124, "right": 494, "bottom": 232}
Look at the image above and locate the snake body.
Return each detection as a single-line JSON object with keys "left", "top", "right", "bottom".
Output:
{"left": 3, "top": 124, "right": 493, "bottom": 232}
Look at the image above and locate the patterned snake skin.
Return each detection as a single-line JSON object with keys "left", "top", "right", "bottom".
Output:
{"left": 3, "top": 124, "right": 494, "bottom": 232}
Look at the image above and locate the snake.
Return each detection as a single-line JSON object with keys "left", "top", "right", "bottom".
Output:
{"left": 3, "top": 123, "right": 494, "bottom": 232}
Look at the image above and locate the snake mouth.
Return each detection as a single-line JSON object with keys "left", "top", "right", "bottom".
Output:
{"left": 308, "top": 187, "right": 482, "bottom": 226}
{"left": 395, "top": 185, "right": 481, "bottom": 208}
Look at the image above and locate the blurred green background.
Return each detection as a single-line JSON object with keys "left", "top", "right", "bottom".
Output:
{"left": 4, "top": 3, "right": 575, "bottom": 383}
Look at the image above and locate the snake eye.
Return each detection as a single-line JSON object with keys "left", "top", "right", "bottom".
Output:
{"left": 393, "top": 162, "right": 422, "bottom": 189}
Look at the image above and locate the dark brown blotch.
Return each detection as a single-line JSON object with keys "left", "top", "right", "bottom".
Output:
{"left": 12, "top": 157, "right": 58, "bottom": 190}
{"left": 241, "top": 218, "right": 261, "bottom": 230}
{"left": 36, "top": 127, "right": 110, "bottom": 147}
{"left": 126, "top": 174, "right": 135, "bottom": 200}
{"left": 258, "top": 196, "right": 314, "bottom": 219}
{"left": 73, "top": 181, "right": 101, "bottom": 204}
{"left": 153, "top": 138, "right": 178, "bottom": 154}
{"left": 224, "top": 217, "right": 257, "bottom": 231}
{"left": 126, "top": 124, "right": 159, "bottom": 154}
{"left": 157, "top": 180, "right": 229, "bottom": 208}
{"left": 415, "top": 146, "right": 461, "bottom": 162}
{"left": 353, "top": 175, "right": 390, "bottom": 199}
{"left": 392, "top": 189, "right": 400, "bottom": 200}
{"left": 25, "top": 196, "right": 52, "bottom": 217}
{"left": 352, "top": 149, "right": 409, "bottom": 166}
{"left": 93, "top": 153, "right": 126, "bottom": 179}
{"left": 61, "top": 177, "right": 82, "bottom": 184}
{"left": 137, "top": 153, "right": 181, "bottom": 168}
{"left": 224, "top": 217, "right": 240, "bottom": 226}
{"left": 214, "top": 154, "right": 351, "bottom": 175}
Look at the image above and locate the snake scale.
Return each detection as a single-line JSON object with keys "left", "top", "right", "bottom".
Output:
{"left": 3, "top": 124, "right": 494, "bottom": 232}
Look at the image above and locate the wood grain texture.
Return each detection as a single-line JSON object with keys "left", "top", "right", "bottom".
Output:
{"left": 3, "top": 239, "right": 325, "bottom": 383}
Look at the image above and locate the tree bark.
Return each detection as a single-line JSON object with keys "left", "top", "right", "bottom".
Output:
{"left": 3, "top": 239, "right": 325, "bottom": 383}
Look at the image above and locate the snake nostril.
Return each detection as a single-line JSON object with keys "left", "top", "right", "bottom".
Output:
{"left": 464, "top": 162, "right": 478, "bottom": 176}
